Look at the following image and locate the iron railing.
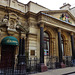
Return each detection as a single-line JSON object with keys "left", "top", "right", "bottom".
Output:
{"left": 0, "top": 68, "right": 27, "bottom": 75}
{"left": 0, "top": 56, "right": 73, "bottom": 75}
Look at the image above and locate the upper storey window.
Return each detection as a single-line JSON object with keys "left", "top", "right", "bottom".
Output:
{"left": 60, "top": 13, "right": 72, "bottom": 24}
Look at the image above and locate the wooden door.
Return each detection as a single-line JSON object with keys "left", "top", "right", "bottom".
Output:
{"left": 1, "top": 45, "right": 15, "bottom": 68}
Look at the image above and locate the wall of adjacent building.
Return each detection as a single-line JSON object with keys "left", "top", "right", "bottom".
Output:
{"left": 60, "top": 3, "right": 75, "bottom": 17}
{"left": 0, "top": 0, "right": 49, "bottom": 13}
{"left": 28, "top": 1, "right": 49, "bottom": 13}
{"left": 70, "top": 8, "right": 75, "bottom": 17}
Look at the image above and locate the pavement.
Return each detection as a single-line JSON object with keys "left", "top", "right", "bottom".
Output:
{"left": 30, "top": 67, "right": 75, "bottom": 75}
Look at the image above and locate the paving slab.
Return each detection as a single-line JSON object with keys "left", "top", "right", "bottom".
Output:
{"left": 29, "top": 67, "right": 75, "bottom": 75}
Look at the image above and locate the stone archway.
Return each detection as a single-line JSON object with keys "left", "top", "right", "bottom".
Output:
{"left": 1, "top": 45, "right": 16, "bottom": 68}
{"left": 44, "top": 27, "right": 56, "bottom": 57}
{"left": 61, "top": 33, "right": 67, "bottom": 56}
{"left": 61, "top": 33, "right": 70, "bottom": 65}
{"left": 44, "top": 29, "right": 55, "bottom": 66}
{"left": 0, "top": 36, "right": 18, "bottom": 68}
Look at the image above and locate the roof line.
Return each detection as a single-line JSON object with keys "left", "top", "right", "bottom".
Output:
{"left": 40, "top": 12, "right": 75, "bottom": 27}
{"left": 41, "top": 10, "right": 75, "bottom": 20}
{"left": 27, "top": 1, "right": 50, "bottom": 10}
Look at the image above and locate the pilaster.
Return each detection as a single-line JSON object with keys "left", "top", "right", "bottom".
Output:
{"left": 50, "top": 37, "right": 56, "bottom": 56}
{"left": 64, "top": 40, "right": 68, "bottom": 56}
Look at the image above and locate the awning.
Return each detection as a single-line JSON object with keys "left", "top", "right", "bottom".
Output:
{"left": 1, "top": 36, "right": 19, "bottom": 45}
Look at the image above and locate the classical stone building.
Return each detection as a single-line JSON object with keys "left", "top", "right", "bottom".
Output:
{"left": 0, "top": 0, "right": 75, "bottom": 68}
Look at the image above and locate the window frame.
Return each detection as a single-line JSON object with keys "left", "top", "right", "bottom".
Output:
{"left": 44, "top": 32, "right": 50, "bottom": 56}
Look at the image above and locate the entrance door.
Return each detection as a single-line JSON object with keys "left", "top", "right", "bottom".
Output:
{"left": 1, "top": 45, "right": 15, "bottom": 68}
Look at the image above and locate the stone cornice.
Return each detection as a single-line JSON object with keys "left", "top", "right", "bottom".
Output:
{"left": 41, "top": 10, "right": 75, "bottom": 20}
{"left": 25, "top": 11, "right": 36, "bottom": 19}
{"left": 37, "top": 12, "right": 75, "bottom": 33}
{"left": 7, "top": 7, "right": 25, "bottom": 15}
{"left": 0, "top": 5, "right": 25, "bottom": 16}
{"left": 42, "top": 10, "right": 68, "bottom": 13}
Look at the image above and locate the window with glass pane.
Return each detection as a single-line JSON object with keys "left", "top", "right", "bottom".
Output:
{"left": 44, "top": 32, "right": 49, "bottom": 56}
{"left": 61, "top": 36, "right": 64, "bottom": 56}
{"left": 31, "top": 50, "right": 35, "bottom": 56}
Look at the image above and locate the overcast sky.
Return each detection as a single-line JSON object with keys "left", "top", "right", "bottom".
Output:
{"left": 18, "top": 0, "right": 75, "bottom": 10}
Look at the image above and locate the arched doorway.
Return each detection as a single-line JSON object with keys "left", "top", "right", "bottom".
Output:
{"left": 0, "top": 36, "right": 18, "bottom": 68}
{"left": 44, "top": 32, "right": 50, "bottom": 65}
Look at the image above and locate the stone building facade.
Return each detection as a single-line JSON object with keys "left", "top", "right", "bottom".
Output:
{"left": 0, "top": 0, "right": 75, "bottom": 68}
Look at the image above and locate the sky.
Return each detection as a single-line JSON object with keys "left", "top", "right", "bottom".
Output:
{"left": 18, "top": 0, "right": 75, "bottom": 10}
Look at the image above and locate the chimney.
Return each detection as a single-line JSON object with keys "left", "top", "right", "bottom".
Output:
{"left": 60, "top": 3, "right": 71, "bottom": 10}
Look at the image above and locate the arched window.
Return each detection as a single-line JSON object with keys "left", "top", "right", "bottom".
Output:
{"left": 61, "top": 36, "right": 64, "bottom": 56}
{"left": 44, "top": 32, "right": 49, "bottom": 56}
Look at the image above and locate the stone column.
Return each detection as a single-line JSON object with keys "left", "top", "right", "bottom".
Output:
{"left": 19, "top": 38, "right": 22, "bottom": 56}
{"left": 18, "top": 36, "right": 26, "bottom": 64}
{"left": 22, "top": 38, "right": 25, "bottom": 55}
{"left": 40, "top": 23, "right": 44, "bottom": 64}
{"left": 39, "top": 23, "right": 48, "bottom": 72}
{"left": 0, "top": 30, "right": 1, "bottom": 60}
{"left": 58, "top": 29, "right": 63, "bottom": 63}
{"left": 71, "top": 32, "right": 75, "bottom": 60}
{"left": 17, "top": 33, "right": 26, "bottom": 74}
{"left": 18, "top": 31, "right": 22, "bottom": 64}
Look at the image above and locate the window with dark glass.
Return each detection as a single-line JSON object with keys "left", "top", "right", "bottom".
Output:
{"left": 44, "top": 32, "right": 49, "bottom": 56}
{"left": 31, "top": 50, "right": 35, "bottom": 56}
